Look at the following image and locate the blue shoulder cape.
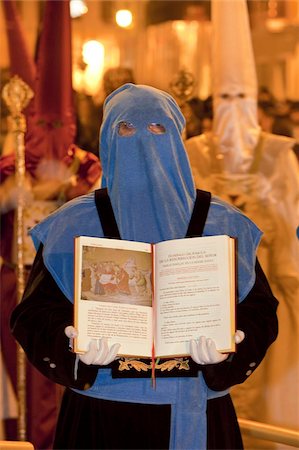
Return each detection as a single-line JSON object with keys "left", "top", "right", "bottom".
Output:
{"left": 30, "top": 191, "right": 261, "bottom": 304}
{"left": 30, "top": 192, "right": 261, "bottom": 450}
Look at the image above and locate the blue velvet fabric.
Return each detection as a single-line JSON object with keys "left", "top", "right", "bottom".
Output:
{"left": 30, "top": 84, "right": 262, "bottom": 450}
{"left": 30, "top": 193, "right": 260, "bottom": 304}
{"left": 99, "top": 84, "right": 196, "bottom": 244}
{"left": 73, "top": 369, "right": 208, "bottom": 450}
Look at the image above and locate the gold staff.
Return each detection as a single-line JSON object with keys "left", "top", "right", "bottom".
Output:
{"left": 2, "top": 75, "right": 34, "bottom": 441}
{"left": 169, "top": 69, "right": 196, "bottom": 141}
{"left": 169, "top": 68, "right": 196, "bottom": 107}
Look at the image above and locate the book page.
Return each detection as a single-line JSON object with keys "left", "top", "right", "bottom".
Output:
{"left": 74, "top": 237, "right": 153, "bottom": 357}
{"left": 153, "top": 235, "right": 235, "bottom": 357}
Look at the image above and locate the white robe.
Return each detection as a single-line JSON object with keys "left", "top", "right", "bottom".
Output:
{"left": 185, "top": 131, "right": 299, "bottom": 449}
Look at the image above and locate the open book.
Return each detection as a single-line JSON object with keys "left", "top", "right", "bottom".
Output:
{"left": 74, "top": 235, "right": 236, "bottom": 358}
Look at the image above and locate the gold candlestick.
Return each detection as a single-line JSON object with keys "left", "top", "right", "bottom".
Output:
{"left": 2, "top": 75, "right": 34, "bottom": 441}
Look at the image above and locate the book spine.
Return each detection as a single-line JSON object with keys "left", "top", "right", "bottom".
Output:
{"left": 151, "top": 243, "right": 156, "bottom": 386}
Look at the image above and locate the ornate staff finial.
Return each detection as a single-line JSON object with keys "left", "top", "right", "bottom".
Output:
{"left": 169, "top": 69, "right": 196, "bottom": 106}
{"left": 2, "top": 74, "right": 34, "bottom": 442}
{"left": 2, "top": 74, "right": 34, "bottom": 117}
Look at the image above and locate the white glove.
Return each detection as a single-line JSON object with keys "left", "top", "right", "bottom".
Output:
{"left": 65, "top": 326, "right": 120, "bottom": 366}
{"left": 234, "top": 329, "right": 245, "bottom": 344}
{"left": 190, "top": 330, "right": 245, "bottom": 365}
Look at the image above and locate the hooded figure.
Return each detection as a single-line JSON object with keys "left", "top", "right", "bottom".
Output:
{"left": 0, "top": 1, "right": 101, "bottom": 447}
{"left": 10, "top": 83, "right": 278, "bottom": 450}
{"left": 185, "top": 1, "right": 299, "bottom": 446}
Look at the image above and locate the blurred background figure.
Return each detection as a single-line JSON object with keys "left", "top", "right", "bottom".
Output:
{"left": 258, "top": 85, "right": 276, "bottom": 104}
{"left": 257, "top": 100, "right": 293, "bottom": 138}
{"left": 102, "top": 66, "right": 135, "bottom": 97}
{"left": 181, "top": 95, "right": 213, "bottom": 139}
{"left": 182, "top": 97, "right": 204, "bottom": 139}
{"left": 74, "top": 92, "right": 100, "bottom": 156}
{"left": 75, "top": 66, "right": 135, "bottom": 156}
{"left": 0, "top": 1, "right": 101, "bottom": 448}
{"left": 289, "top": 101, "right": 299, "bottom": 161}
{"left": 95, "top": 65, "right": 135, "bottom": 152}
{"left": 185, "top": 1, "right": 299, "bottom": 448}
{"left": 169, "top": 68, "right": 203, "bottom": 139}
{"left": 289, "top": 101, "right": 299, "bottom": 137}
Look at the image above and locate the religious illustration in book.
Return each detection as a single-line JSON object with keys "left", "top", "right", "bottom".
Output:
{"left": 81, "top": 245, "right": 152, "bottom": 307}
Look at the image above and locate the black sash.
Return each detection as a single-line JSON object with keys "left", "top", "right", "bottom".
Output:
{"left": 94, "top": 188, "right": 212, "bottom": 378}
{"left": 95, "top": 188, "right": 211, "bottom": 239}
{"left": 95, "top": 188, "right": 121, "bottom": 239}
{"left": 186, "top": 189, "right": 211, "bottom": 238}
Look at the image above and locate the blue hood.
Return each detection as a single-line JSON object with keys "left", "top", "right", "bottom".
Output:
{"left": 100, "top": 83, "right": 196, "bottom": 244}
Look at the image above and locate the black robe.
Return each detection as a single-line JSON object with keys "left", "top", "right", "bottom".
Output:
{"left": 10, "top": 190, "right": 278, "bottom": 450}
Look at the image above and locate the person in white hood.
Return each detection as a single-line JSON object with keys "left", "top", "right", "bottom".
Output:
{"left": 185, "top": 1, "right": 299, "bottom": 448}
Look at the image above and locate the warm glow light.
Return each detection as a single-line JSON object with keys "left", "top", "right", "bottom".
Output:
{"left": 172, "top": 21, "right": 187, "bottom": 34}
{"left": 73, "top": 69, "right": 85, "bottom": 92}
{"left": 115, "top": 9, "right": 133, "bottom": 28}
{"left": 82, "top": 40, "right": 105, "bottom": 65}
{"left": 72, "top": 40, "right": 106, "bottom": 95}
{"left": 266, "top": 18, "right": 287, "bottom": 32}
{"left": 70, "top": 0, "right": 88, "bottom": 18}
